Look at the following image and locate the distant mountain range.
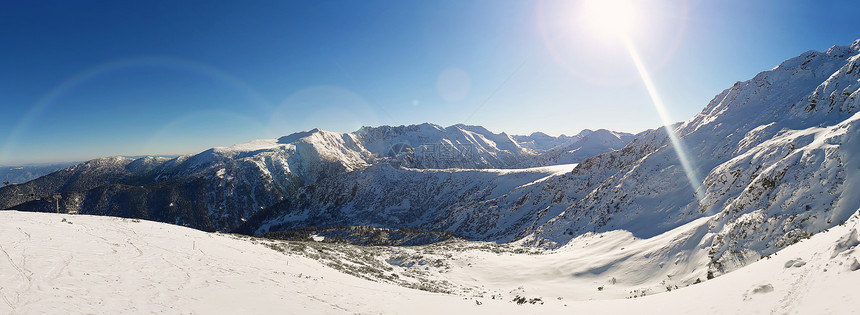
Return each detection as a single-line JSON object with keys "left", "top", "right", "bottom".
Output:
{"left": 1, "top": 162, "right": 77, "bottom": 185}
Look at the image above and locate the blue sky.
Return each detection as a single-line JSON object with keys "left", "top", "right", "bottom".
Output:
{"left": 1, "top": 0, "right": 858, "bottom": 165}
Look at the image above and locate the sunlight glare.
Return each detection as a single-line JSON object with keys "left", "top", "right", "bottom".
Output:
{"left": 580, "top": 0, "right": 638, "bottom": 37}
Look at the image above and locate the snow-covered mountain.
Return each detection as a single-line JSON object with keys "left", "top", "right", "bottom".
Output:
{"left": 512, "top": 130, "right": 590, "bottom": 151}
{"left": 0, "top": 124, "right": 623, "bottom": 232}
{"left": 357, "top": 123, "right": 528, "bottom": 169}
{"left": 529, "top": 129, "right": 638, "bottom": 165}
{"left": 246, "top": 39, "right": 860, "bottom": 279}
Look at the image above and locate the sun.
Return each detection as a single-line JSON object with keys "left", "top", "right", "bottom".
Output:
{"left": 579, "top": 0, "right": 639, "bottom": 38}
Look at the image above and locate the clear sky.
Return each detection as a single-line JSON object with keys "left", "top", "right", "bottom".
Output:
{"left": 1, "top": 0, "right": 858, "bottom": 165}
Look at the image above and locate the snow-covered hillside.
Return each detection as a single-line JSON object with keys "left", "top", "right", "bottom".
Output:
{"left": 249, "top": 163, "right": 578, "bottom": 242}
{"left": 525, "top": 39, "right": 860, "bottom": 276}
{"left": 2, "top": 210, "right": 858, "bottom": 314}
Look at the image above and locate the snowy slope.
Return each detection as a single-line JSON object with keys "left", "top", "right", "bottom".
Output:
{"left": 2, "top": 210, "right": 858, "bottom": 314}
{"left": 523, "top": 40, "right": 860, "bottom": 276}
{"left": 568, "top": 207, "right": 860, "bottom": 314}
{"left": 0, "top": 211, "right": 506, "bottom": 314}
{"left": 249, "top": 163, "right": 578, "bottom": 242}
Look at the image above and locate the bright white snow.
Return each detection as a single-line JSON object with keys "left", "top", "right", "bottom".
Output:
{"left": 2, "top": 210, "right": 858, "bottom": 314}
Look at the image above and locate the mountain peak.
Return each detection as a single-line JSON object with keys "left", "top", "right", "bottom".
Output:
{"left": 277, "top": 128, "right": 325, "bottom": 144}
{"left": 848, "top": 38, "right": 860, "bottom": 52}
{"left": 527, "top": 131, "right": 551, "bottom": 139}
{"left": 826, "top": 40, "right": 860, "bottom": 57}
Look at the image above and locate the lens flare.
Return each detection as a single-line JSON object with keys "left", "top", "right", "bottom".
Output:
{"left": 622, "top": 36, "right": 704, "bottom": 201}
{"left": 0, "top": 56, "right": 272, "bottom": 165}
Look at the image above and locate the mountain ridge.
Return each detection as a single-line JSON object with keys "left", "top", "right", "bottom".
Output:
{"left": 0, "top": 123, "right": 625, "bottom": 233}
